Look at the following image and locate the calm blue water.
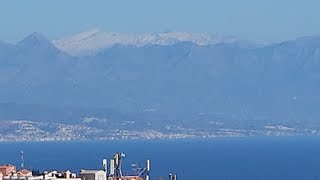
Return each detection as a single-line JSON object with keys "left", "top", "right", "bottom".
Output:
{"left": 1, "top": 137, "right": 320, "bottom": 180}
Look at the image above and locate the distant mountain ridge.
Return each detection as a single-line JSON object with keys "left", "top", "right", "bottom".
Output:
{"left": 53, "top": 29, "right": 241, "bottom": 56}
{"left": 1, "top": 32, "right": 320, "bottom": 131}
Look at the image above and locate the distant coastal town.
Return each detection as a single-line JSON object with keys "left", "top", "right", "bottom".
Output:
{"left": 0, "top": 120, "right": 319, "bottom": 142}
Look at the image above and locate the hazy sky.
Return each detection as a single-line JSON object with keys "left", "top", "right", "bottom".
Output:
{"left": 1, "top": 0, "right": 320, "bottom": 43}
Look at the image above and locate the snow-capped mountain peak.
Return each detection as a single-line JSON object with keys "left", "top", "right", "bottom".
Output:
{"left": 53, "top": 29, "right": 239, "bottom": 56}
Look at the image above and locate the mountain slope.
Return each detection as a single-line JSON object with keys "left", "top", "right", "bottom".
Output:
{"left": 1, "top": 33, "right": 320, "bottom": 130}
{"left": 53, "top": 29, "right": 239, "bottom": 56}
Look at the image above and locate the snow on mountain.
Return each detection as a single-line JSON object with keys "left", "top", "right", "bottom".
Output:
{"left": 53, "top": 29, "right": 238, "bottom": 56}
{"left": 3, "top": 32, "right": 320, "bottom": 128}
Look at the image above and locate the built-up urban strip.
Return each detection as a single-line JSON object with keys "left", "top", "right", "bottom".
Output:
{"left": 1, "top": 120, "right": 318, "bottom": 142}
{"left": 0, "top": 153, "right": 177, "bottom": 180}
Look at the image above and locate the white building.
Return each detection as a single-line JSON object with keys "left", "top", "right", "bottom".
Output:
{"left": 79, "top": 170, "right": 106, "bottom": 180}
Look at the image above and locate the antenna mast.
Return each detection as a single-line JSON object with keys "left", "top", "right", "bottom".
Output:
{"left": 20, "top": 150, "right": 24, "bottom": 170}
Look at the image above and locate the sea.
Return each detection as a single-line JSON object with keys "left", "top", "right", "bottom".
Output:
{"left": 1, "top": 137, "right": 320, "bottom": 180}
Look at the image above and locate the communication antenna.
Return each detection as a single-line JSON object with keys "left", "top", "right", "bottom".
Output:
{"left": 114, "top": 152, "right": 125, "bottom": 177}
{"left": 20, "top": 150, "right": 24, "bottom": 169}
{"left": 168, "top": 173, "right": 177, "bottom": 180}
{"left": 110, "top": 159, "right": 115, "bottom": 176}
{"left": 103, "top": 159, "right": 108, "bottom": 173}
{"left": 146, "top": 160, "right": 150, "bottom": 180}
{"left": 138, "top": 159, "right": 151, "bottom": 180}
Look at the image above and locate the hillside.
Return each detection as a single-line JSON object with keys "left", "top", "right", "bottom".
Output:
{"left": 1, "top": 33, "right": 320, "bottom": 137}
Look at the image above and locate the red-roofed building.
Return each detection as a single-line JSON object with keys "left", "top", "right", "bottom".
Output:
{"left": 17, "top": 169, "right": 32, "bottom": 177}
{"left": 0, "top": 164, "right": 16, "bottom": 176}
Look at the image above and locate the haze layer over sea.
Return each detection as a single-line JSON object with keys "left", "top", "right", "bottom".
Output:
{"left": 1, "top": 137, "right": 320, "bottom": 180}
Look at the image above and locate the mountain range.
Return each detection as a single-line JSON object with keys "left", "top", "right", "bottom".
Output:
{"left": 1, "top": 31, "right": 320, "bottom": 131}
{"left": 53, "top": 29, "right": 240, "bottom": 56}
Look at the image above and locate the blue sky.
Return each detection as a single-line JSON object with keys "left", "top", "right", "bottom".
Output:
{"left": 1, "top": 0, "right": 320, "bottom": 43}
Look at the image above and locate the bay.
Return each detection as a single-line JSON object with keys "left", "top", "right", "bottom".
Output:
{"left": 1, "top": 137, "right": 320, "bottom": 180}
